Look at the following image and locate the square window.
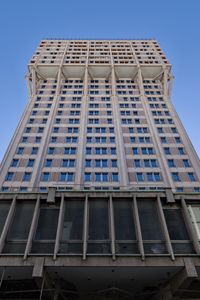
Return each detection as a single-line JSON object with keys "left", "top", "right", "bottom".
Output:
{"left": 23, "top": 172, "right": 31, "bottom": 181}
{"left": 136, "top": 173, "right": 144, "bottom": 182}
{"left": 41, "top": 172, "right": 50, "bottom": 181}
{"left": 27, "top": 159, "right": 35, "bottom": 167}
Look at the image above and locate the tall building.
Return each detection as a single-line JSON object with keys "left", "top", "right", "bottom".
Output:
{"left": 0, "top": 39, "right": 200, "bottom": 299}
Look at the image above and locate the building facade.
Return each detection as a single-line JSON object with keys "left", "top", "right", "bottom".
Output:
{"left": 0, "top": 39, "right": 200, "bottom": 299}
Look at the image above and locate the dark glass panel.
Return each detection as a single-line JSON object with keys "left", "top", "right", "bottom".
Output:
{"left": 113, "top": 200, "right": 136, "bottom": 240}
{"left": 164, "top": 209, "right": 189, "bottom": 240}
{"left": 34, "top": 208, "right": 59, "bottom": 240}
{"left": 61, "top": 200, "right": 84, "bottom": 241}
{"left": 137, "top": 200, "right": 164, "bottom": 240}
{"left": 87, "top": 243, "right": 110, "bottom": 254}
{"left": 0, "top": 202, "right": 10, "bottom": 234}
{"left": 7, "top": 202, "right": 34, "bottom": 239}
{"left": 88, "top": 200, "right": 109, "bottom": 240}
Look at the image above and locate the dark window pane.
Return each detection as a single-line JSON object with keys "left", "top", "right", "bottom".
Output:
{"left": 3, "top": 243, "right": 26, "bottom": 254}
{"left": 87, "top": 243, "right": 110, "bottom": 254}
{"left": 31, "top": 242, "right": 55, "bottom": 253}
{"left": 164, "top": 209, "right": 189, "bottom": 240}
{"left": 143, "top": 243, "right": 167, "bottom": 254}
{"left": 171, "top": 243, "right": 195, "bottom": 254}
{"left": 61, "top": 200, "right": 84, "bottom": 241}
{"left": 59, "top": 243, "right": 82, "bottom": 254}
{"left": 113, "top": 200, "right": 136, "bottom": 240}
{"left": 7, "top": 202, "right": 34, "bottom": 239}
{"left": 34, "top": 208, "right": 59, "bottom": 240}
{"left": 89, "top": 200, "right": 109, "bottom": 240}
{"left": 0, "top": 202, "right": 10, "bottom": 234}
{"left": 115, "top": 243, "right": 139, "bottom": 254}
{"left": 137, "top": 200, "right": 164, "bottom": 240}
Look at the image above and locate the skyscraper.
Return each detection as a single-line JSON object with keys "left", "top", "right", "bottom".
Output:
{"left": 0, "top": 39, "right": 199, "bottom": 299}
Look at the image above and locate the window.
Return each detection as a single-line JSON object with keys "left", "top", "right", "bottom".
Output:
{"left": 51, "top": 137, "right": 57, "bottom": 143}
{"left": 85, "top": 159, "right": 92, "bottom": 167}
{"left": 172, "top": 172, "right": 180, "bottom": 182}
{"left": 6, "top": 172, "right": 14, "bottom": 181}
{"left": 95, "top": 159, "right": 108, "bottom": 168}
{"left": 25, "top": 127, "right": 31, "bottom": 133}
{"left": 66, "top": 137, "right": 78, "bottom": 143}
{"left": 134, "top": 159, "right": 141, "bottom": 168}
{"left": 136, "top": 173, "right": 144, "bottom": 182}
{"left": 147, "top": 172, "right": 161, "bottom": 182}
{"left": 35, "top": 137, "right": 41, "bottom": 143}
{"left": 86, "top": 147, "right": 92, "bottom": 155}
{"left": 132, "top": 147, "right": 138, "bottom": 155}
{"left": 62, "top": 159, "right": 75, "bottom": 167}
{"left": 129, "top": 128, "right": 134, "bottom": 133}
{"left": 23, "top": 172, "right": 31, "bottom": 182}
{"left": 11, "top": 159, "right": 19, "bottom": 167}
{"left": 87, "top": 127, "right": 92, "bottom": 133}
{"left": 178, "top": 147, "right": 185, "bottom": 155}
{"left": 130, "top": 137, "right": 136, "bottom": 143}
{"left": 64, "top": 147, "right": 76, "bottom": 155}
{"left": 27, "top": 159, "right": 35, "bottom": 167}
{"left": 164, "top": 147, "right": 171, "bottom": 155}
{"left": 22, "top": 137, "right": 28, "bottom": 143}
{"left": 84, "top": 173, "right": 91, "bottom": 182}
{"left": 31, "top": 147, "right": 38, "bottom": 155}
{"left": 59, "top": 172, "right": 74, "bottom": 182}
{"left": 171, "top": 127, "right": 177, "bottom": 133}
{"left": 183, "top": 159, "right": 190, "bottom": 167}
{"left": 188, "top": 173, "right": 196, "bottom": 182}
{"left": 41, "top": 172, "right": 50, "bottom": 181}
{"left": 168, "top": 159, "right": 175, "bottom": 168}
{"left": 141, "top": 147, "right": 154, "bottom": 155}
{"left": 95, "top": 172, "right": 108, "bottom": 182}
{"left": 48, "top": 147, "right": 55, "bottom": 155}
{"left": 110, "top": 137, "right": 115, "bottom": 143}
{"left": 17, "top": 147, "right": 24, "bottom": 155}
{"left": 45, "top": 159, "right": 52, "bottom": 167}
{"left": 60, "top": 200, "right": 84, "bottom": 254}
{"left": 111, "top": 159, "right": 118, "bottom": 168}
{"left": 38, "top": 127, "right": 44, "bottom": 133}
{"left": 144, "top": 159, "right": 157, "bottom": 168}
{"left": 95, "top": 148, "right": 107, "bottom": 155}
{"left": 175, "top": 137, "right": 182, "bottom": 144}
{"left": 53, "top": 127, "right": 59, "bottom": 133}
{"left": 160, "top": 137, "right": 167, "bottom": 143}
{"left": 111, "top": 148, "right": 116, "bottom": 155}
{"left": 157, "top": 127, "right": 163, "bottom": 133}
{"left": 112, "top": 173, "right": 119, "bottom": 182}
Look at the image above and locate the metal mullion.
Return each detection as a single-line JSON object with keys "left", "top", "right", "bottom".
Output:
{"left": 83, "top": 194, "right": 88, "bottom": 260}
{"left": 156, "top": 195, "right": 174, "bottom": 260}
{"left": 0, "top": 195, "right": 17, "bottom": 253}
{"left": 53, "top": 194, "right": 65, "bottom": 260}
{"left": 109, "top": 194, "right": 116, "bottom": 260}
{"left": 132, "top": 195, "right": 145, "bottom": 260}
{"left": 23, "top": 195, "right": 40, "bottom": 260}
{"left": 181, "top": 197, "right": 200, "bottom": 254}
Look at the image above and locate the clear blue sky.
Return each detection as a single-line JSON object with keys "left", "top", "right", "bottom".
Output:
{"left": 0, "top": 0, "right": 200, "bottom": 161}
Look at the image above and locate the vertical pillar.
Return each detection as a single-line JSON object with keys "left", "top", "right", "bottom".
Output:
{"left": 31, "top": 41, "right": 69, "bottom": 189}
{"left": 74, "top": 44, "right": 89, "bottom": 188}
{"left": 53, "top": 194, "right": 65, "bottom": 260}
{"left": 83, "top": 194, "right": 89, "bottom": 259}
{"left": 109, "top": 194, "right": 116, "bottom": 260}
{"left": 129, "top": 42, "right": 175, "bottom": 190}
{"left": 109, "top": 42, "right": 129, "bottom": 188}
{"left": 24, "top": 195, "right": 40, "bottom": 259}
{"left": 0, "top": 196, "right": 17, "bottom": 253}
{"left": 156, "top": 195, "right": 174, "bottom": 260}
{"left": 133, "top": 195, "right": 145, "bottom": 260}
